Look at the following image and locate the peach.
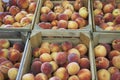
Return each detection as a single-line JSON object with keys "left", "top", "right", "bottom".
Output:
{"left": 111, "top": 72, "right": 120, "bottom": 80}
{"left": 104, "top": 26, "right": 115, "bottom": 31}
{"left": 62, "top": 1, "right": 69, "bottom": 8}
{"left": 27, "top": 2, "right": 36, "bottom": 13}
{"left": 41, "top": 42, "right": 50, "bottom": 48}
{"left": 108, "top": 66, "right": 119, "bottom": 74}
{"left": 26, "top": 13, "right": 34, "bottom": 21}
{"left": 49, "top": 76, "right": 61, "bottom": 80}
{"left": 0, "top": 57, "right": 7, "bottom": 64}
{"left": 32, "top": 58, "right": 40, "bottom": 62}
{"left": 112, "top": 39, "right": 120, "bottom": 51}
{"left": 41, "top": 62, "right": 53, "bottom": 75}
{"left": 47, "top": 11, "right": 56, "bottom": 22}
{"left": 71, "top": 12, "right": 80, "bottom": 21}
{"left": 3, "top": 15, "right": 14, "bottom": 24}
{"left": 8, "top": 49, "right": 20, "bottom": 62}
{"left": 77, "top": 69, "right": 91, "bottom": 80}
{"left": 8, "top": 68, "right": 18, "bottom": 80}
{"left": 9, "top": 6, "right": 20, "bottom": 16}
{"left": 67, "top": 62, "right": 80, "bottom": 75}
{"left": 112, "top": 55, "right": 120, "bottom": 69}
{"left": 68, "top": 53, "right": 80, "bottom": 63}
{"left": 0, "top": 49, "right": 8, "bottom": 58}
{"left": 97, "top": 69, "right": 111, "bottom": 80}
{"left": 50, "top": 61, "right": 58, "bottom": 71}
{"left": 68, "top": 21, "right": 78, "bottom": 29}
{"left": 0, "top": 71, "right": 4, "bottom": 80}
{"left": 79, "top": 7, "right": 88, "bottom": 19}
{"left": 17, "top": 0, "right": 29, "bottom": 9}
{"left": 79, "top": 57, "right": 90, "bottom": 69}
{"left": 54, "top": 5, "right": 64, "bottom": 13}
{"left": 76, "top": 44, "right": 87, "bottom": 56}
{"left": 103, "top": 3, "right": 115, "bottom": 13}
{"left": 108, "top": 50, "right": 120, "bottom": 60}
{"left": 41, "top": 6, "right": 51, "bottom": 14}
{"left": 22, "top": 73, "right": 35, "bottom": 80}
{"left": 51, "top": 52, "right": 58, "bottom": 61}
{"left": 100, "top": 43, "right": 111, "bottom": 54}
{"left": 107, "top": 22, "right": 115, "bottom": 26}
{"left": 1, "top": 60, "right": 13, "bottom": 68}
{"left": 39, "top": 53, "right": 52, "bottom": 62}
{"left": 94, "top": 45, "right": 107, "bottom": 57}
{"left": 94, "top": 9, "right": 103, "bottom": 16}
{"left": 15, "top": 11, "right": 27, "bottom": 22}
{"left": 20, "top": 17, "right": 31, "bottom": 26}
{"left": 13, "top": 42, "right": 24, "bottom": 52}
{"left": 64, "top": 4, "right": 74, "bottom": 12}
{"left": 54, "top": 67, "right": 69, "bottom": 80}
{"left": 40, "top": 14, "right": 48, "bottom": 22}
{"left": 115, "top": 16, "right": 120, "bottom": 24}
{"left": 99, "top": 23, "right": 109, "bottom": 30}
{"left": 61, "top": 41, "right": 73, "bottom": 51}
{"left": 12, "top": 22, "right": 22, "bottom": 27}
{"left": 68, "top": 48, "right": 80, "bottom": 58}
{"left": 55, "top": 52, "right": 67, "bottom": 65}
{"left": 63, "top": 9, "right": 73, "bottom": 19}
{"left": 112, "top": 9, "right": 120, "bottom": 17}
{"left": 68, "top": 75, "right": 79, "bottom": 80}
{"left": 94, "top": 15, "right": 104, "bottom": 25}
{"left": 14, "top": 62, "right": 20, "bottom": 69}
{"left": 38, "top": 22, "right": 52, "bottom": 29}
{"left": 76, "top": 17, "right": 87, "bottom": 28}
{"left": 31, "top": 61, "right": 42, "bottom": 75}
{"left": 50, "top": 43, "right": 60, "bottom": 52}
{"left": 96, "top": 57, "right": 109, "bottom": 69}
{"left": 32, "top": 48, "right": 40, "bottom": 58}
{"left": 35, "top": 73, "right": 48, "bottom": 80}
{"left": 0, "top": 12, "right": 10, "bottom": 22}
{"left": 93, "top": 0, "right": 103, "bottom": 9}
{"left": 58, "top": 13, "right": 69, "bottom": 21}
{"left": 8, "top": 0, "right": 17, "bottom": 6}
{"left": 51, "top": 20, "right": 58, "bottom": 26}
{"left": 115, "top": 24, "right": 120, "bottom": 30}
{"left": 44, "top": 0, "right": 53, "bottom": 9}
{"left": 0, "top": 39, "right": 10, "bottom": 49}
{"left": 57, "top": 20, "right": 68, "bottom": 29}
{"left": 103, "top": 13, "right": 114, "bottom": 22}
{"left": 74, "top": 1, "right": 83, "bottom": 11}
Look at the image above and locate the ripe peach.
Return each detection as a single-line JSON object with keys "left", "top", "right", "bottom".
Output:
{"left": 41, "top": 6, "right": 51, "bottom": 14}
{"left": 55, "top": 52, "right": 67, "bottom": 65}
{"left": 13, "top": 42, "right": 24, "bottom": 52}
{"left": 100, "top": 43, "right": 111, "bottom": 54}
{"left": 103, "top": 13, "right": 114, "bottom": 22}
{"left": 8, "top": 0, "right": 17, "bottom": 6}
{"left": 0, "top": 57, "right": 7, "bottom": 64}
{"left": 3, "top": 15, "right": 14, "bottom": 24}
{"left": 0, "top": 39, "right": 10, "bottom": 49}
{"left": 76, "top": 17, "right": 87, "bottom": 28}
{"left": 96, "top": 57, "right": 109, "bottom": 69}
{"left": 44, "top": 0, "right": 53, "bottom": 9}
{"left": 40, "top": 14, "right": 48, "bottom": 22}
{"left": 8, "top": 68, "right": 18, "bottom": 80}
{"left": 0, "top": 49, "right": 8, "bottom": 58}
{"left": 108, "top": 66, "right": 119, "bottom": 74}
{"left": 49, "top": 76, "right": 61, "bottom": 80}
{"left": 94, "top": 9, "right": 103, "bottom": 16}
{"left": 58, "top": 13, "right": 69, "bottom": 21}
{"left": 79, "top": 7, "right": 88, "bottom": 19}
{"left": 108, "top": 50, "right": 120, "bottom": 60}
{"left": 68, "top": 48, "right": 80, "bottom": 58}
{"left": 31, "top": 61, "right": 42, "bottom": 75}
{"left": 68, "top": 53, "right": 80, "bottom": 63}
{"left": 22, "top": 73, "right": 35, "bottom": 80}
{"left": 103, "top": 3, "right": 115, "bottom": 13}
{"left": 50, "top": 61, "right": 58, "bottom": 71}
{"left": 41, "top": 62, "right": 53, "bottom": 75}
{"left": 97, "top": 69, "right": 111, "bottom": 80}
{"left": 93, "top": 0, "right": 103, "bottom": 9}
{"left": 38, "top": 22, "right": 52, "bottom": 29}
{"left": 77, "top": 69, "right": 91, "bottom": 80}
{"left": 64, "top": 4, "right": 74, "bottom": 12}
{"left": 112, "top": 9, "right": 120, "bottom": 18}
{"left": 51, "top": 52, "right": 58, "bottom": 61}
{"left": 12, "top": 22, "right": 22, "bottom": 27}
{"left": 67, "top": 62, "right": 80, "bottom": 75}
{"left": 104, "top": 26, "right": 115, "bottom": 31}
{"left": 15, "top": 11, "right": 27, "bottom": 22}
{"left": 26, "top": 13, "right": 34, "bottom": 21}
{"left": 94, "top": 15, "right": 104, "bottom": 25}
{"left": 32, "top": 58, "right": 40, "bottom": 62}
{"left": 112, "top": 55, "right": 120, "bottom": 69}
{"left": 17, "top": 0, "right": 29, "bottom": 9}
{"left": 57, "top": 20, "right": 68, "bottom": 29}
{"left": 74, "top": 1, "right": 83, "bottom": 11}
{"left": 111, "top": 72, "right": 120, "bottom": 80}
{"left": 0, "top": 12, "right": 10, "bottom": 22}
{"left": 61, "top": 41, "right": 73, "bottom": 51}
{"left": 39, "top": 53, "right": 52, "bottom": 62}
{"left": 99, "top": 23, "right": 109, "bottom": 30}
{"left": 68, "top": 21, "right": 78, "bottom": 29}
{"left": 62, "top": 0, "right": 69, "bottom": 8}
{"left": 0, "top": 65, "right": 10, "bottom": 75}
{"left": 115, "top": 16, "right": 120, "bottom": 24}
{"left": 14, "top": 62, "right": 20, "bottom": 69}
{"left": 41, "top": 42, "right": 50, "bottom": 48}
{"left": 0, "top": 71, "right": 4, "bottom": 80}
{"left": 63, "top": 9, "right": 73, "bottom": 19}
{"left": 51, "top": 20, "right": 58, "bottom": 26}
{"left": 32, "top": 48, "right": 40, "bottom": 58}
{"left": 71, "top": 12, "right": 80, "bottom": 21}
{"left": 9, "top": 6, "right": 20, "bottom": 16}
{"left": 27, "top": 2, "right": 36, "bottom": 13}
{"left": 54, "top": 67, "right": 69, "bottom": 80}
{"left": 76, "top": 44, "right": 87, "bottom": 56}
{"left": 79, "top": 57, "right": 90, "bottom": 69}
{"left": 1, "top": 60, "right": 13, "bottom": 68}
{"left": 47, "top": 11, "right": 56, "bottom": 22}
{"left": 68, "top": 75, "right": 79, "bottom": 80}
{"left": 35, "top": 73, "right": 48, "bottom": 80}
{"left": 107, "top": 22, "right": 115, "bottom": 26}
{"left": 20, "top": 17, "right": 31, "bottom": 26}
{"left": 94, "top": 45, "right": 107, "bottom": 57}
{"left": 112, "top": 39, "right": 120, "bottom": 51}
{"left": 54, "top": 5, "right": 64, "bottom": 13}
{"left": 50, "top": 43, "right": 60, "bottom": 52}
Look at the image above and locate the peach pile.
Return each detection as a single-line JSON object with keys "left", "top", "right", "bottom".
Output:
{"left": 94, "top": 0, "right": 120, "bottom": 31}
{"left": 38, "top": 0, "right": 88, "bottom": 29}
{"left": 22, "top": 41, "right": 92, "bottom": 80}
{"left": 94, "top": 39, "right": 120, "bottom": 80}
{"left": 0, "top": 39, "right": 24, "bottom": 80}
{"left": 0, "top": 0, "right": 36, "bottom": 28}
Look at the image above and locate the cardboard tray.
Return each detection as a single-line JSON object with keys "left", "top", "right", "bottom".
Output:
{"left": 33, "top": 0, "right": 92, "bottom": 31}
{"left": 91, "top": 0, "right": 120, "bottom": 32}
{"left": 0, "top": 31, "right": 30, "bottom": 80}
{"left": 0, "top": 0, "right": 40, "bottom": 32}
{"left": 93, "top": 32, "right": 120, "bottom": 80}
{"left": 17, "top": 30, "right": 95, "bottom": 80}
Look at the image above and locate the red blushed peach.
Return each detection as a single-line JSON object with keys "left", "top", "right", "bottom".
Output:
{"left": 115, "top": 16, "right": 120, "bottom": 24}
{"left": 50, "top": 43, "right": 60, "bottom": 52}
{"left": 94, "top": 9, "right": 103, "bottom": 16}
{"left": 111, "top": 72, "right": 120, "bottom": 80}
{"left": 100, "top": 43, "right": 111, "bottom": 54}
{"left": 96, "top": 57, "right": 109, "bottom": 69}
{"left": 50, "top": 61, "right": 58, "bottom": 71}
{"left": 0, "top": 49, "right": 9, "bottom": 58}
{"left": 8, "top": 68, "right": 18, "bottom": 80}
{"left": 74, "top": 1, "right": 83, "bottom": 11}
{"left": 38, "top": 22, "right": 52, "bottom": 29}
{"left": 0, "top": 12, "right": 10, "bottom": 22}
{"left": 44, "top": 0, "right": 53, "bottom": 9}
{"left": 68, "top": 48, "right": 80, "bottom": 58}
{"left": 40, "top": 14, "right": 48, "bottom": 22}
{"left": 79, "top": 57, "right": 90, "bottom": 69}
{"left": 51, "top": 52, "right": 58, "bottom": 61}
{"left": 93, "top": 0, "right": 103, "bottom": 9}
{"left": 112, "top": 55, "right": 120, "bottom": 69}
{"left": 1, "top": 60, "right": 13, "bottom": 68}
{"left": 68, "top": 21, "right": 78, "bottom": 29}
{"left": 51, "top": 20, "right": 58, "bottom": 26}
{"left": 0, "top": 57, "right": 7, "bottom": 64}
{"left": 41, "top": 6, "right": 51, "bottom": 14}
{"left": 57, "top": 20, "right": 68, "bottom": 29}
{"left": 97, "top": 69, "right": 111, "bottom": 80}
{"left": 77, "top": 69, "right": 91, "bottom": 80}
{"left": 12, "top": 22, "right": 22, "bottom": 27}
{"left": 103, "top": 13, "right": 114, "bottom": 22}
{"left": 17, "top": 0, "right": 29, "bottom": 9}
{"left": 9, "top": 6, "right": 20, "bottom": 16}
{"left": 0, "top": 71, "right": 4, "bottom": 80}
{"left": 32, "top": 48, "right": 40, "bottom": 58}
{"left": 14, "top": 62, "right": 20, "bottom": 69}
{"left": 15, "top": 11, "right": 27, "bottom": 22}
{"left": 8, "top": 49, "right": 20, "bottom": 62}
{"left": 0, "top": 39, "right": 10, "bottom": 49}
{"left": 94, "top": 15, "right": 104, "bottom": 26}
{"left": 47, "top": 11, "right": 56, "bottom": 22}
{"left": 41, "top": 42, "right": 50, "bottom": 48}
{"left": 32, "top": 58, "right": 40, "bottom": 62}
{"left": 108, "top": 66, "right": 119, "bottom": 74}
{"left": 71, "top": 12, "right": 80, "bottom": 21}
{"left": 20, "top": 17, "right": 32, "bottom": 26}
{"left": 39, "top": 53, "right": 52, "bottom": 62}
{"left": 68, "top": 53, "right": 80, "bottom": 63}
{"left": 27, "top": 2, "right": 36, "bottom": 13}
{"left": 61, "top": 41, "right": 73, "bottom": 51}
{"left": 41, "top": 62, "right": 53, "bottom": 75}
{"left": 31, "top": 61, "right": 42, "bottom": 75}
{"left": 49, "top": 76, "right": 61, "bottom": 80}
{"left": 103, "top": 3, "right": 115, "bottom": 13}
{"left": 108, "top": 50, "right": 120, "bottom": 60}
{"left": 13, "top": 42, "right": 24, "bottom": 53}
{"left": 22, "top": 73, "right": 35, "bottom": 80}
{"left": 39, "top": 46, "right": 50, "bottom": 54}
{"left": 76, "top": 44, "right": 87, "bottom": 56}
{"left": 3, "top": 15, "right": 15, "bottom": 25}
{"left": 63, "top": 9, "right": 73, "bottom": 19}
{"left": 75, "top": 17, "right": 87, "bottom": 28}
{"left": 55, "top": 52, "right": 67, "bottom": 65}
{"left": 35, "top": 73, "right": 48, "bottom": 80}
{"left": 99, "top": 23, "right": 109, "bottom": 30}
{"left": 112, "top": 39, "right": 120, "bottom": 51}
{"left": 0, "top": 65, "right": 10, "bottom": 75}
{"left": 67, "top": 62, "right": 80, "bottom": 75}
{"left": 54, "top": 67, "right": 69, "bottom": 80}
{"left": 54, "top": 5, "right": 64, "bottom": 13}
{"left": 94, "top": 45, "right": 107, "bottom": 57}
{"left": 58, "top": 13, "right": 69, "bottom": 21}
